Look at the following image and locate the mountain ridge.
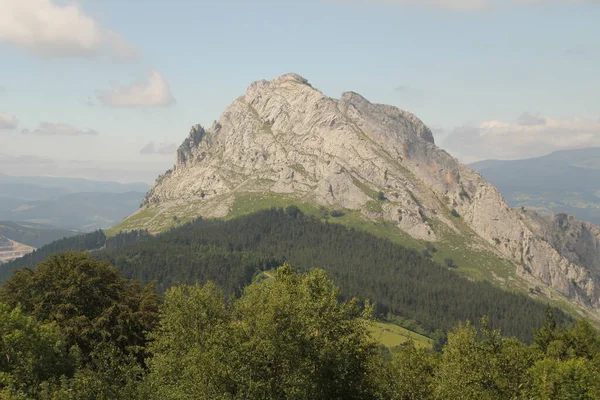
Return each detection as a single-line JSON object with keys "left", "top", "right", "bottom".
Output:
{"left": 470, "top": 148, "right": 600, "bottom": 226}
{"left": 112, "top": 73, "right": 600, "bottom": 315}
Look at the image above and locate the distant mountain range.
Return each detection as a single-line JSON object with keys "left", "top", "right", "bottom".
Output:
{"left": 470, "top": 148, "right": 600, "bottom": 226}
{"left": 0, "top": 174, "right": 150, "bottom": 231}
{"left": 0, "top": 221, "right": 76, "bottom": 248}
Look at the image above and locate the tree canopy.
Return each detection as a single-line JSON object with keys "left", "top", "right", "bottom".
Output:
{"left": 0, "top": 253, "right": 598, "bottom": 399}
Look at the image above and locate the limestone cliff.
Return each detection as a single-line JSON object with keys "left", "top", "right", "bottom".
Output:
{"left": 125, "top": 73, "right": 600, "bottom": 311}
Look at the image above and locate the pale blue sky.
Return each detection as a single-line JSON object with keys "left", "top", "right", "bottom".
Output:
{"left": 1, "top": 0, "right": 599, "bottom": 182}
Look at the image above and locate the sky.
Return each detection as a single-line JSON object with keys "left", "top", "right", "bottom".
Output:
{"left": 0, "top": 0, "right": 599, "bottom": 183}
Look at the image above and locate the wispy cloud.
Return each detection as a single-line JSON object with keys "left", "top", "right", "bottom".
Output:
{"left": 331, "top": 0, "right": 487, "bottom": 10}
{"left": 140, "top": 142, "right": 177, "bottom": 155}
{"left": 516, "top": 112, "right": 546, "bottom": 126}
{"left": 97, "top": 70, "right": 176, "bottom": 108}
{"left": 0, "top": 113, "right": 18, "bottom": 130}
{"left": 331, "top": 0, "right": 599, "bottom": 10}
{"left": 564, "top": 46, "right": 592, "bottom": 57}
{"left": 0, "top": 153, "right": 55, "bottom": 165}
{"left": 22, "top": 122, "right": 99, "bottom": 136}
{"left": 443, "top": 113, "right": 600, "bottom": 162}
{"left": 0, "top": 0, "right": 138, "bottom": 59}
{"left": 395, "top": 84, "right": 412, "bottom": 93}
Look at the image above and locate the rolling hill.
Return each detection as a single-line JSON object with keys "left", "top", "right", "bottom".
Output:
{"left": 0, "top": 175, "right": 149, "bottom": 230}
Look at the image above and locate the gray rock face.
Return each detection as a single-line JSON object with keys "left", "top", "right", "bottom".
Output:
{"left": 140, "top": 73, "right": 600, "bottom": 310}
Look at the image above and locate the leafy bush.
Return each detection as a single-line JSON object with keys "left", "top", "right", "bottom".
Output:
{"left": 330, "top": 209, "right": 345, "bottom": 217}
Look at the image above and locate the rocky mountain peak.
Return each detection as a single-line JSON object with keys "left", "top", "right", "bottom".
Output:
{"left": 127, "top": 73, "right": 600, "bottom": 316}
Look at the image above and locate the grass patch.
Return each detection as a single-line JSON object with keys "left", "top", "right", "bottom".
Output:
{"left": 255, "top": 269, "right": 433, "bottom": 348}
{"left": 368, "top": 321, "right": 433, "bottom": 349}
{"left": 229, "top": 193, "right": 321, "bottom": 220}
{"left": 364, "top": 200, "right": 383, "bottom": 214}
{"left": 105, "top": 208, "right": 157, "bottom": 236}
{"left": 350, "top": 175, "right": 378, "bottom": 199}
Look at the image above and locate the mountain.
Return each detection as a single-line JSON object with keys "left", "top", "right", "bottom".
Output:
{"left": 0, "top": 175, "right": 150, "bottom": 230}
{"left": 470, "top": 148, "right": 600, "bottom": 225}
{"left": 111, "top": 73, "right": 600, "bottom": 317}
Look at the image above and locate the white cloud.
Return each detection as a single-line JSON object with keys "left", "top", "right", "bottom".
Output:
{"left": 97, "top": 70, "right": 176, "bottom": 108}
{"left": 140, "top": 142, "right": 177, "bottom": 155}
{"left": 0, "top": 0, "right": 137, "bottom": 59}
{"left": 443, "top": 114, "right": 600, "bottom": 162}
{"left": 22, "top": 122, "right": 99, "bottom": 136}
{"left": 0, "top": 113, "right": 18, "bottom": 129}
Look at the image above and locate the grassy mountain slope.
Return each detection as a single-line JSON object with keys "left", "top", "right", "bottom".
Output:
{"left": 108, "top": 192, "right": 574, "bottom": 312}
{"left": 2, "top": 209, "right": 573, "bottom": 342}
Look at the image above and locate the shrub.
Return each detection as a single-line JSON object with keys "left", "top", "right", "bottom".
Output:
{"left": 330, "top": 209, "right": 345, "bottom": 218}
{"left": 319, "top": 206, "right": 329, "bottom": 219}
{"left": 285, "top": 205, "right": 301, "bottom": 218}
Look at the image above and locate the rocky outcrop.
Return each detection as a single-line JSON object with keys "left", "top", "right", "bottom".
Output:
{"left": 135, "top": 73, "right": 600, "bottom": 310}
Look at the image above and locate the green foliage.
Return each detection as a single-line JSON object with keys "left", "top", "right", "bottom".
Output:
{"left": 380, "top": 342, "right": 435, "bottom": 400}
{"left": 101, "top": 209, "right": 571, "bottom": 341}
{"left": 528, "top": 357, "right": 600, "bottom": 399}
{"left": 4, "top": 209, "right": 571, "bottom": 342}
{"left": 368, "top": 321, "right": 433, "bottom": 349}
{"left": 0, "top": 230, "right": 107, "bottom": 281}
{"left": 444, "top": 258, "right": 456, "bottom": 268}
{"left": 0, "top": 252, "right": 159, "bottom": 359}
{"left": 0, "top": 251, "right": 599, "bottom": 399}
{"left": 450, "top": 209, "right": 460, "bottom": 218}
{"left": 364, "top": 200, "right": 383, "bottom": 213}
{"left": 318, "top": 206, "right": 329, "bottom": 219}
{"left": 0, "top": 303, "right": 73, "bottom": 397}
{"left": 434, "top": 318, "right": 534, "bottom": 399}
{"left": 330, "top": 209, "right": 345, "bottom": 218}
{"left": 37, "top": 343, "right": 145, "bottom": 400}
{"left": 144, "top": 266, "right": 381, "bottom": 400}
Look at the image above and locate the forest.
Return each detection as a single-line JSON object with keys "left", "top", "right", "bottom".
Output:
{"left": 1, "top": 208, "right": 572, "bottom": 342}
{"left": 0, "top": 252, "right": 599, "bottom": 399}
